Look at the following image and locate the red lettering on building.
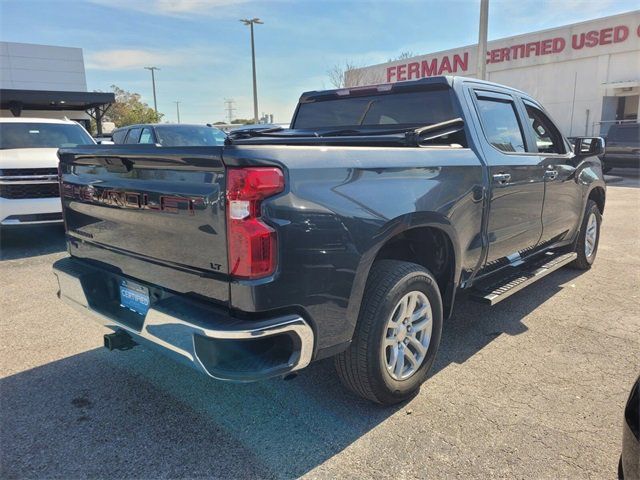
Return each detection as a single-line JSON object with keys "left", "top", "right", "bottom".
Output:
{"left": 379, "top": 23, "right": 631, "bottom": 84}
{"left": 386, "top": 66, "right": 396, "bottom": 82}
{"left": 599, "top": 27, "right": 614, "bottom": 45}
{"left": 407, "top": 62, "right": 420, "bottom": 79}
{"left": 396, "top": 64, "right": 407, "bottom": 81}
{"left": 614, "top": 25, "right": 629, "bottom": 42}
{"left": 525, "top": 42, "right": 540, "bottom": 57}
{"left": 511, "top": 44, "right": 525, "bottom": 60}
{"left": 453, "top": 53, "right": 468, "bottom": 72}
{"left": 553, "top": 37, "right": 565, "bottom": 53}
{"left": 438, "top": 56, "right": 452, "bottom": 75}
{"left": 540, "top": 38, "right": 553, "bottom": 55}
{"left": 421, "top": 58, "right": 438, "bottom": 77}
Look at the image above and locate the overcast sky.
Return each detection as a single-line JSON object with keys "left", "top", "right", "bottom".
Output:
{"left": 1, "top": 0, "right": 638, "bottom": 123}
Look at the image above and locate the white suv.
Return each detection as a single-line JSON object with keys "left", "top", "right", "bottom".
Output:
{"left": 0, "top": 117, "right": 95, "bottom": 226}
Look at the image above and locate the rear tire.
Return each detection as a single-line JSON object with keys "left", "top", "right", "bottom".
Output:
{"left": 570, "top": 199, "right": 601, "bottom": 270}
{"left": 335, "top": 260, "right": 443, "bottom": 405}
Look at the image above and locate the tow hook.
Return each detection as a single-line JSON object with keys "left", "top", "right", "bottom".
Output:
{"left": 104, "top": 330, "right": 137, "bottom": 351}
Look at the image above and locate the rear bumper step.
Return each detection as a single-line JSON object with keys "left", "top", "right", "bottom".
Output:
{"left": 53, "top": 257, "right": 314, "bottom": 382}
{"left": 470, "top": 251, "right": 577, "bottom": 305}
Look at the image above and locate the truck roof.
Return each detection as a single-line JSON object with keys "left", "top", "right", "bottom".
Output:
{"left": 299, "top": 75, "right": 528, "bottom": 103}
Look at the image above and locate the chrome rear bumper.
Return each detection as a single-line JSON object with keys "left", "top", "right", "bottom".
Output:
{"left": 53, "top": 257, "right": 314, "bottom": 382}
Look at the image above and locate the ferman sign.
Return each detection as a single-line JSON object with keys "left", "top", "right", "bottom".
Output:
{"left": 346, "top": 11, "right": 640, "bottom": 86}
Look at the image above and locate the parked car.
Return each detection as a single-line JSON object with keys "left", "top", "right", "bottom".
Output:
{"left": 54, "top": 76, "right": 606, "bottom": 405}
{"left": 111, "top": 123, "right": 226, "bottom": 146}
{"left": 601, "top": 123, "right": 640, "bottom": 173}
{"left": 0, "top": 117, "right": 94, "bottom": 227}
{"left": 619, "top": 375, "right": 639, "bottom": 479}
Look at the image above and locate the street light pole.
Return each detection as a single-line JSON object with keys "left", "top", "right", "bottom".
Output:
{"left": 144, "top": 66, "right": 160, "bottom": 115}
{"left": 174, "top": 101, "right": 181, "bottom": 123}
{"left": 240, "top": 18, "right": 263, "bottom": 124}
{"left": 476, "top": 0, "right": 489, "bottom": 80}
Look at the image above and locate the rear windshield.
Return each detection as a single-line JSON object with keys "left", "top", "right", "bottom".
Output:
{"left": 293, "top": 88, "right": 457, "bottom": 129}
{"left": 154, "top": 126, "right": 226, "bottom": 146}
{"left": 0, "top": 122, "right": 94, "bottom": 149}
{"left": 609, "top": 124, "right": 639, "bottom": 142}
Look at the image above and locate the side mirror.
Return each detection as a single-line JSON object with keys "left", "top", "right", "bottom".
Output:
{"left": 572, "top": 137, "right": 605, "bottom": 157}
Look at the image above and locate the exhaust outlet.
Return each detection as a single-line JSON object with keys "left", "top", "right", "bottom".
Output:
{"left": 104, "top": 330, "right": 137, "bottom": 351}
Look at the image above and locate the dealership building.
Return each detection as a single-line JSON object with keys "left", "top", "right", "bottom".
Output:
{"left": 0, "top": 41, "right": 113, "bottom": 133}
{"left": 347, "top": 11, "right": 640, "bottom": 137}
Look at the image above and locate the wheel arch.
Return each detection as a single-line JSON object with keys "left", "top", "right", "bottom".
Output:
{"left": 344, "top": 213, "right": 462, "bottom": 343}
{"left": 588, "top": 185, "right": 606, "bottom": 214}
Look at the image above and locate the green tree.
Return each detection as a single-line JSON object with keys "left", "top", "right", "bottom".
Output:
{"left": 231, "top": 118, "right": 255, "bottom": 125}
{"left": 104, "top": 85, "right": 163, "bottom": 127}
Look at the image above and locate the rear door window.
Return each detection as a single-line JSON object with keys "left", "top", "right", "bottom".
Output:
{"left": 125, "top": 128, "right": 142, "bottom": 144}
{"left": 138, "top": 127, "right": 155, "bottom": 144}
{"left": 474, "top": 93, "right": 526, "bottom": 153}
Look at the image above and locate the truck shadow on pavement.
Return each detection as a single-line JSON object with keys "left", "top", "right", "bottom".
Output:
{"left": 0, "top": 268, "right": 583, "bottom": 479}
{"left": 0, "top": 224, "right": 66, "bottom": 260}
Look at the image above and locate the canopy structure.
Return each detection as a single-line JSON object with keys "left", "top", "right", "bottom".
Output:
{"left": 0, "top": 89, "right": 115, "bottom": 134}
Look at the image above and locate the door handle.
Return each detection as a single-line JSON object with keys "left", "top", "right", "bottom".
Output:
{"left": 492, "top": 173, "right": 511, "bottom": 184}
{"left": 544, "top": 170, "right": 558, "bottom": 180}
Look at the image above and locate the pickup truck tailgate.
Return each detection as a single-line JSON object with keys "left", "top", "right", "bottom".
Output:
{"left": 58, "top": 146, "right": 229, "bottom": 303}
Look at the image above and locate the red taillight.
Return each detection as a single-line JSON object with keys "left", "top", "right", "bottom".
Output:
{"left": 226, "top": 167, "right": 284, "bottom": 279}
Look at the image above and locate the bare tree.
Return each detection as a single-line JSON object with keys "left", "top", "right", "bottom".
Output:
{"left": 327, "top": 60, "right": 363, "bottom": 88}
{"left": 328, "top": 52, "right": 417, "bottom": 89}
{"left": 387, "top": 51, "right": 415, "bottom": 62}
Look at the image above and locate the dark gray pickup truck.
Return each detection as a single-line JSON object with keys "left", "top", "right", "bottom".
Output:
{"left": 53, "top": 76, "right": 606, "bottom": 405}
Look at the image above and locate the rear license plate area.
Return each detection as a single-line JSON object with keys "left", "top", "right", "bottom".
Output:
{"left": 119, "top": 280, "right": 150, "bottom": 316}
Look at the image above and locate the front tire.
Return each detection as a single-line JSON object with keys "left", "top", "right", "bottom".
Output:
{"left": 335, "top": 260, "right": 443, "bottom": 405}
{"left": 570, "top": 199, "right": 602, "bottom": 270}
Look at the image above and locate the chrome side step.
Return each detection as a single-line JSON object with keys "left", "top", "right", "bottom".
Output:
{"left": 470, "top": 251, "right": 577, "bottom": 305}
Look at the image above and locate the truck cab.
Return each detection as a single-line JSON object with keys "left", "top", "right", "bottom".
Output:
{"left": 53, "top": 76, "right": 606, "bottom": 405}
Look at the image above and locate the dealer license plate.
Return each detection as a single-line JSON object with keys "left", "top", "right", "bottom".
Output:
{"left": 119, "top": 280, "right": 150, "bottom": 316}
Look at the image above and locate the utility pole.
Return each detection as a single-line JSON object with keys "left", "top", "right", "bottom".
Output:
{"left": 224, "top": 98, "right": 236, "bottom": 124}
{"left": 476, "top": 0, "right": 489, "bottom": 80}
{"left": 174, "top": 101, "right": 181, "bottom": 123}
{"left": 240, "top": 18, "right": 263, "bottom": 123}
{"left": 144, "top": 66, "right": 160, "bottom": 114}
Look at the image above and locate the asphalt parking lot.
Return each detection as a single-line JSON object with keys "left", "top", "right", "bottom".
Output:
{"left": 1, "top": 170, "right": 638, "bottom": 479}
